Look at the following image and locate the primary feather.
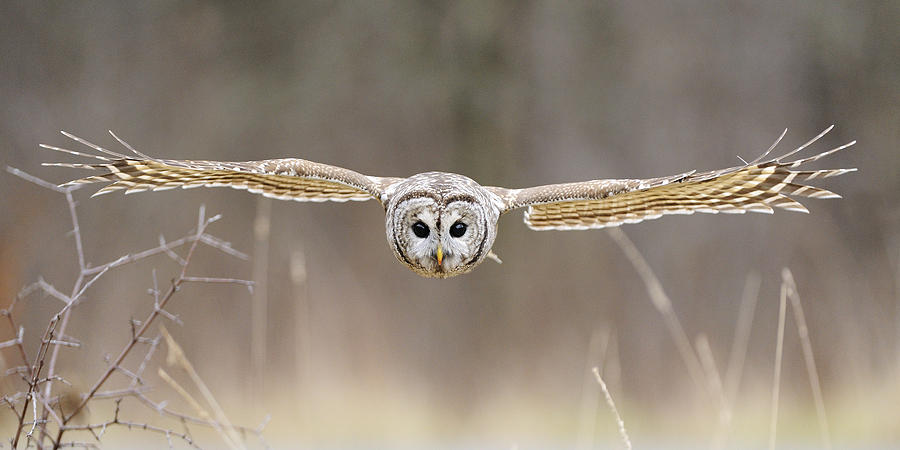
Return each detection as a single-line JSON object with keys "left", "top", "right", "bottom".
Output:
{"left": 42, "top": 131, "right": 400, "bottom": 204}
{"left": 489, "top": 127, "right": 856, "bottom": 230}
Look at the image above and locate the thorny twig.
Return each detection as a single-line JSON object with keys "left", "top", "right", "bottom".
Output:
{"left": 52, "top": 206, "right": 245, "bottom": 448}
{"left": 5, "top": 166, "right": 263, "bottom": 449}
{"left": 60, "top": 400, "right": 201, "bottom": 449}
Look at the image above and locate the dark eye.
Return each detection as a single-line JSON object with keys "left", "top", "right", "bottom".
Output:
{"left": 450, "top": 221, "right": 467, "bottom": 238}
{"left": 412, "top": 221, "right": 430, "bottom": 238}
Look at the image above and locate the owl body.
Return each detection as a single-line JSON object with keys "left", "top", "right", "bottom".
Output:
{"left": 43, "top": 127, "right": 856, "bottom": 279}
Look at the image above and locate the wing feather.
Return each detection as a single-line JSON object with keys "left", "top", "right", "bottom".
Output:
{"left": 488, "top": 128, "right": 855, "bottom": 231}
{"left": 42, "top": 132, "right": 402, "bottom": 205}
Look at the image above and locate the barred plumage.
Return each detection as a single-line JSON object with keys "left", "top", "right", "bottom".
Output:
{"left": 43, "top": 131, "right": 400, "bottom": 204}
{"left": 489, "top": 127, "right": 855, "bottom": 230}
{"left": 42, "top": 127, "right": 855, "bottom": 278}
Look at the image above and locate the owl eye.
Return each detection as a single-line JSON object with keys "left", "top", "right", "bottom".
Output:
{"left": 412, "top": 221, "right": 430, "bottom": 238}
{"left": 449, "top": 221, "right": 467, "bottom": 238}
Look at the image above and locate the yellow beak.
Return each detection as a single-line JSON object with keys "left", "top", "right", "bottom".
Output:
{"left": 436, "top": 244, "right": 443, "bottom": 266}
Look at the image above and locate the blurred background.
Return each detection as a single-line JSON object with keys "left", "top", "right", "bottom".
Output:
{"left": 1, "top": 1, "right": 898, "bottom": 448}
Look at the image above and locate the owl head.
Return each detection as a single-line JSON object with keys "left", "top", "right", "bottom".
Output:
{"left": 385, "top": 173, "right": 499, "bottom": 278}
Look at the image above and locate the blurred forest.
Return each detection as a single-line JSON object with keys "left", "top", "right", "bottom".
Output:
{"left": 1, "top": 1, "right": 898, "bottom": 448}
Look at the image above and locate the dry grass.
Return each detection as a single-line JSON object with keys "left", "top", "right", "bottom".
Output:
{"left": 590, "top": 366, "right": 632, "bottom": 449}
{"left": 768, "top": 278, "right": 788, "bottom": 450}
{"left": 251, "top": 197, "right": 272, "bottom": 415}
{"left": 608, "top": 227, "right": 834, "bottom": 449}
{"left": 782, "top": 268, "right": 832, "bottom": 449}
{"left": 605, "top": 228, "right": 708, "bottom": 398}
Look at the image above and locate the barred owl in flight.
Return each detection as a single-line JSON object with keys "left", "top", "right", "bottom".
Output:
{"left": 43, "top": 127, "right": 855, "bottom": 278}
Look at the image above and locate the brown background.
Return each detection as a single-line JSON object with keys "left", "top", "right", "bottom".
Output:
{"left": 2, "top": 1, "right": 898, "bottom": 447}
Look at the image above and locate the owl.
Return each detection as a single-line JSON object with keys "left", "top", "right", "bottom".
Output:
{"left": 43, "top": 127, "right": 855, "bottom": 278}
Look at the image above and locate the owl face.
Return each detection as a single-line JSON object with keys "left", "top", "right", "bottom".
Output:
{"left": 386, "top": 180, "right": 498, "bottom": 278}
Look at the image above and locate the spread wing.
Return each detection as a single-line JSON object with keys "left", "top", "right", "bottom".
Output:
{"left": 42, "top": 131, "right": 402, "bottom": 206}
{"left": 487, "top": 127, "right": 856, "bottom": 230}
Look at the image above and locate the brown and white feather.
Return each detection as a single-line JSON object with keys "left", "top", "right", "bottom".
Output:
{"left": 43, "top": 132, "right": 401, "bottom": 205}
{"left": 486, "top": 126, "right": 856, "bottom": 230}
{"left": 40, "top": 127, "right": 855, "bottom": 278}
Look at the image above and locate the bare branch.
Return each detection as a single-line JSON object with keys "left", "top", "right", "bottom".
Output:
{"left": 33, "top": 391, "right": 64, "bottom": 427}
{"left": 4, "top": 278, "right": 70, "bottom": 316}
{"left": 83, "top": 235, "right": 194, "bottom": 276}
{"left": 8, "top": 167, "right": 260, "bottom": 448}
{"left": 0, "top": 326, "right": 24, "bottom": 349}
{"left": 130, "top": 335, "right": 162, "bottom": 387}
{"left": 69, "top": 257, "right": 123, "bottom": 305}
{"left": 181, "top": 277, "right": 254, "bottom": 292}
{"left": 131, "top": 391, "right": 264, "bottom": 436}
{"left": 1, "top": 315, "right": 30, "bottom": 379}
{"left": 36, "top": 279, "right": 72, "bottom": 305}
{"left": 46, "top": 339, "right": 81, "bottom": 349}
{"left": 89, "top": 386, "right": 152, "bottom": 400}
{"left": 114, "top": 365, "right": 143, "bottom": 385}
{"left": 81, "top": 228, "right": 243, "bottom": 277}
{"left": 6, "top": 166, "right": 68, "bottom": 193}
{"left": 47, "top": 205, "right": 253, "bottom": 450}
{"left": 61, "top": 418, "right": 201, "bottom": 449}
{"left": 35, "top": 376, "right": 72, "bottom": 387}
{"left": 42, "top": 182, "right": 98, "bottom": 444}
{"left": 159, "top": 235, "right": 187, "bottom": 265}
{"left": 5, "top": 366, "right": 29, "bottom": 377}
{"left": 199, "top": 234, "right": 249, "bottom": 260}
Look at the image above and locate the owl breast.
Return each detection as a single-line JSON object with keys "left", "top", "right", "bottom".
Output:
{"left": 384, "top": 172, "right": 501, "bottom": 278}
